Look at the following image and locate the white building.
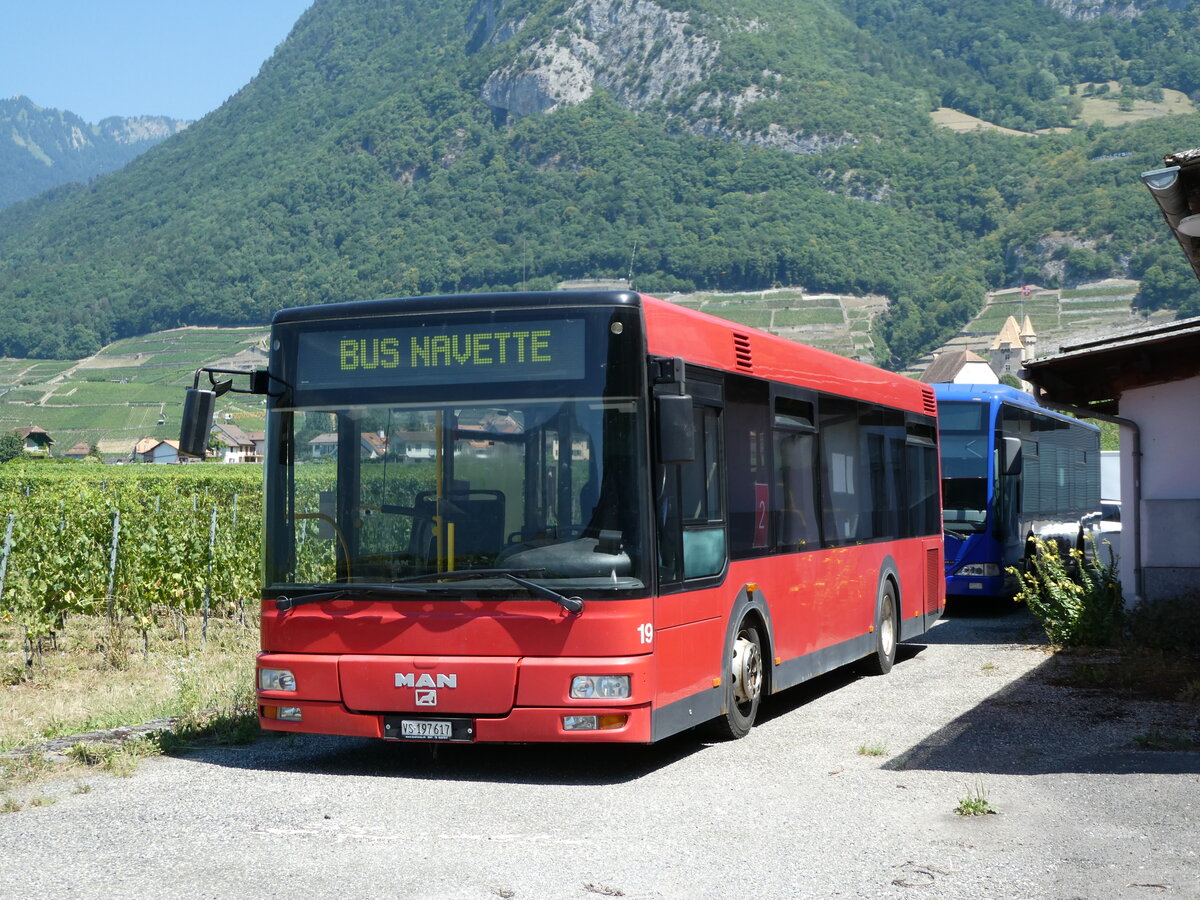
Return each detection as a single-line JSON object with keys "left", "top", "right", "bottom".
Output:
{"left": 1025, "top": 316, "right": 1200, "bottom": 605}
{"left": 919, "top": 349, "right": 999, "bottom": 385}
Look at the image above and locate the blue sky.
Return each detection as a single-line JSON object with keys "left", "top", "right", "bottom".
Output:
{"left": 0, "top": 1, "right": 314, "bottom": 122}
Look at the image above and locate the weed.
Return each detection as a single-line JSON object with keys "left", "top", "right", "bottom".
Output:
{"left": 857, "top": 743, "right": 888, "bottom": 757}
{"left": 954, "top": 781, "right": 996, "bottom": 816}
{"left": 1010, "top": 535, "right": 1122, "bottom": 647}
{"left": 1, "top": 796, "right": 20, "bottom": 813}
{"left": 100, "top": 623, "right": 131, "bottom": 672}
{"left": 66, "top": 742, "right": 108, "bottom": 767}
{"left": 72, "top": 782, "right": 92, "bottom": 795}
{"left": 0, "top": 753, "right": 55, "bottom": 787}
{"left": 28, "top": 795, "right": 56, "bottom": 808}
{"left": 981, "top": 662, "right": 996, "bottom": 672}
{"left": 64, "top": 735, "right": 160, "bottom": 778}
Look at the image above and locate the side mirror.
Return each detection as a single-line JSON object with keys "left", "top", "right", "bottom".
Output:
{"left": 657, "top": 394, "right": 695, "bottom": 464}
{"left": 1001, "top": 436, "right": 1023, "bottom": 476}
{"left": 179, "top": 388, "right": 216, "bottom": 458}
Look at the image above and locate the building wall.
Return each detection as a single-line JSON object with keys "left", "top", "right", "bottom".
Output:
{"left": 952, "top": 362, "right": 999, "bottom": 384}
{"left": 1122, "top": 377, "right": 1200, "bottom": 602}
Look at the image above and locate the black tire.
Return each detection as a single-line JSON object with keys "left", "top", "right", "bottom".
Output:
{"left": 706, "top": 619, "right": 765, "bottom": 740}
{"left": 860, "top": 582, "right": 898, "bottom": 676}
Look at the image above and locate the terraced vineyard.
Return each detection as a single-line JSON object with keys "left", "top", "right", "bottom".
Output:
{"left": 665, "top": 288, "right": 886, "bottom": 360}
{"left": 0, "top": 327, "right": 268, "bottom": 458}
{"left": 912, "top": 278, "right": 1175, "bottom": 375}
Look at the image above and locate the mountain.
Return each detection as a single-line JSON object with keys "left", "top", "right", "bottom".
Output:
{"left": 0, "top": 95, "right": 189, "bottom": 209}
{"left": 1, "top": 0, "right": 1200, "bottom": 366}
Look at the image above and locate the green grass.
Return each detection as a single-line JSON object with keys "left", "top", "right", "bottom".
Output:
{"left": 701, "top": 307, "right": 774, "bottom": 328}
{"left": 1059, "top": 299, "right": 1135, "bottom": 311}
{"left": 774, "top": 308, "right": 845, "bottom": 326}
{"left": 1065, "top": 286, "right": 1137, "bottom": 301}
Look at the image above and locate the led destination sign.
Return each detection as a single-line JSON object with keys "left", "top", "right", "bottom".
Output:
{"left": 295, "top": 319, "right": 587, "bottom": 390}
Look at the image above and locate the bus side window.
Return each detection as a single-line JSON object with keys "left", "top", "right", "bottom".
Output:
{"left": 904, "top": 416, "right": 939, "bottom": 537}
{"left": 773, "top": 394, "right": 819, "bottom": 551}
{"left": 819, "top": 397, "right": 865, "bottom": 545}
{"left": 679, "top": 404, "right": 727, "bottom": 580}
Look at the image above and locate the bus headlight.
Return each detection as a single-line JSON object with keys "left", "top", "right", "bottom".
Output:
{"left": 259, "top": 668, "right": 297, "bottom": 692}
{"left": 570, "top": 675, "right": 630, "bottom": 699}
{"left": 956, "top": 563, "right": 1001, "bottom": 577}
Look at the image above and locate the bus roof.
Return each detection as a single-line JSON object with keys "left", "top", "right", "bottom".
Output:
{"left": 639, "top": 293, "right": 934, "bottom": 415}
{"left": 933, "top": 383, "right": 1100, "bottom": 430}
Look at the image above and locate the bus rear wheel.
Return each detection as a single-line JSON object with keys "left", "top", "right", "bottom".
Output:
{"left": 707, "top": 620, "right": 764, "bottom": 740}
{"left": 861, "top": 582, "right": 898, "bottom": 676}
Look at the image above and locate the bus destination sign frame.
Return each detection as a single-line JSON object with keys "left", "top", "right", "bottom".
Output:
{"left": 294, "top": 318, "right": 587, "bottom": 391}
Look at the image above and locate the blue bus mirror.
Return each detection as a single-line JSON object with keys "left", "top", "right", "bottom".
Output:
{"left": 179, "top": 388, "right": 216, "bottom": 458}
{"left": 657, "top": 394, "right": 695, "bottom": 464}
{"left": 1002, "top": 437, "right": 1023, "bottom": 476}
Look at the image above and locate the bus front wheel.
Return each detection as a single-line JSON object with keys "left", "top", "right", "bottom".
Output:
{"left": 707, "top": 619, "right": 764, "bottom": 740}
{"left": 861, "top": 582, "right": 898, "bottom": 676}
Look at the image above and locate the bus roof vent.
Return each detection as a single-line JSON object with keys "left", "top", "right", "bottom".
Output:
{"left": 732, "top": 332, "right": 753, "bottom": 372}
{"left": 922, "top": 387, "right": 937, "bottom": 416}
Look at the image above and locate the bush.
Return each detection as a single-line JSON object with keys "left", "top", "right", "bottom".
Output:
{"left": 1010, "top": 535, "right": 1123, "bottom": 647}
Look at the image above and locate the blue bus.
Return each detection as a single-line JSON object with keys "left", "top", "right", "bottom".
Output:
{"left": 934, "top": 384, "right": 1101, "bottom": 600}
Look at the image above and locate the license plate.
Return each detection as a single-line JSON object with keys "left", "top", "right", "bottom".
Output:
{"left": 384, "top": 717, "right": 474, "bottom": 742}
{"left": 402, "top": 720, "right": 451, "bottom": 740}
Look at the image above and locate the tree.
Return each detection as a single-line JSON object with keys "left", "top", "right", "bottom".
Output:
{"left": 0, "top": 432, "right": 25, "bottom": 463}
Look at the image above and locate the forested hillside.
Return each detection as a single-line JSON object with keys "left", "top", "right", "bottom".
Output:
{"left": 1, "top": 0, "right": 1199, "bottom": 368}
{"left": 0, "top": 96, "right": 187, "bottom": 209}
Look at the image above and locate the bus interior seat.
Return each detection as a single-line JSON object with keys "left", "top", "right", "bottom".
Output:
{"left": 409, "top": 489, "right": 506, "bottom": 560}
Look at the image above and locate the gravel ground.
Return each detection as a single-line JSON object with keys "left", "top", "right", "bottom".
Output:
{"left": 2, "top": 603, "right": 1197, "bottom": 899}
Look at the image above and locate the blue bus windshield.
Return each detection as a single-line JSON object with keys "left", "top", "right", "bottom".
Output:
{"left": 938, "top": 402, "right": 990, "bottom": 533}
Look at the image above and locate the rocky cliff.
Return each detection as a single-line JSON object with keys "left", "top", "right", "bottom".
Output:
{"left": 471, "top": 0, "right": 851, "bottom": 154}
{"left": 1, "top": 96, "right": 189, "bottom": 209}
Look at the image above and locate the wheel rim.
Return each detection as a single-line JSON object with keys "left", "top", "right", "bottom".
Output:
{"left": 731, "top": 630, "right": 763, "bottom": 706}
{"left": 880, "top": 596, "right": 896, "bottom": 656}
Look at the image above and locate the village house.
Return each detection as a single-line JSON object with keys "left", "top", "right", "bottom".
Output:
{"left": 919, "top": 348, "right": 999, "bottom": 385}
{"left": 63, "top": 441, "right": 93, "bottom": 459}
{"left": 14, "top": 425, "right": 53, "bottom": 456}
{"left": 211, "top": 422, "right": 260, "bottom": 463}
{"left": 138, "top": 439, "right": 182, "bottom": 464}
{"left": 309, "top": 432, "right": 390, "bottom": 459}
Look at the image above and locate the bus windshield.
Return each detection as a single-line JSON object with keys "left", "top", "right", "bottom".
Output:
{"left": 266, "top": 396, "right": 647, "bottom": 593}
{"left": 938, "top": 402, "right": 990, "bottom": 534}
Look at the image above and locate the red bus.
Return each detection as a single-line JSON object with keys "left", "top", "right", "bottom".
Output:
{"left": 182, "top": 290, "right": 944, "bottom": 743}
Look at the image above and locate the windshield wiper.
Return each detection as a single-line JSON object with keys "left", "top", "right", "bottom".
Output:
{"left": 274, "top": 569, "right": 583, "bottom": 615}
{"left": 274, "top": 585, "right": 424, "bottom": 612}
{"left": 500, "top": 573, "right": 584, "bottom": 615}
{"left": 395, "top": 568, "right": 583, "bottom": 614}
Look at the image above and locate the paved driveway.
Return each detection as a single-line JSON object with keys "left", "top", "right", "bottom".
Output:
{"left": 3, "top": 605, "right": 1197, "bottom": 899}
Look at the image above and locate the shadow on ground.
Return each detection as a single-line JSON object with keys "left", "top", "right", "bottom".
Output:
{"left": 887, "top": 605, "right": 1200, "bottom": 776}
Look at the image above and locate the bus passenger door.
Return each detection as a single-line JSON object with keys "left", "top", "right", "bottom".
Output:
{"left": 652, "top": 380, "right": 730, "bottom": 714}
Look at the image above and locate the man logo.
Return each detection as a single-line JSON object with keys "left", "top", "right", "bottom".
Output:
{"left": 395, "top": 673, "right": 457, "bottom": 689}
{"left": 415, "top": 690, "right": 438, "bottom": 706}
